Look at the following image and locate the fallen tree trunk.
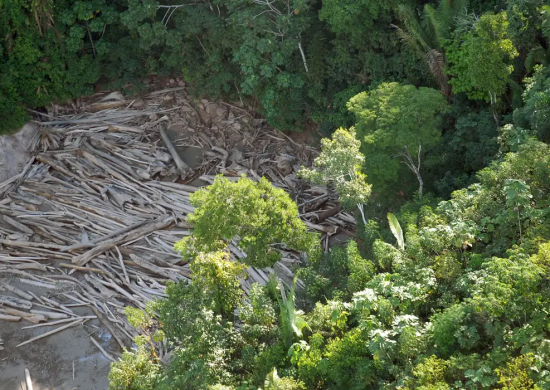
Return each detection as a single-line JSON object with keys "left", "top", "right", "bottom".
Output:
{"left": 73, "top": 217, "right": 174, "bottom": 266}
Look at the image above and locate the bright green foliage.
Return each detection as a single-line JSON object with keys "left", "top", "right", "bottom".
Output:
{"left": 348, "top": 82, "right": 448, "bottom": 198}
{"left": 176, "top": 176, "right": 317, "bottom": 268}
{"left": 109, "top": 336, "right": 161, "bottom": 390}
{"left": 190, "top": 251, "right": 246, "bottom": 316}
{"left": 346, "top": 241, "right": 375, "bottom": 295}
{"left": 411, "top": 355, "right": 450, "bottom": 389}
{"left": 156, "top": 281, "right": 237, "bottom": 388}
{"left": 263, "top": 368, "right": 306, "bottom": 390}
{"left": 496, "top": 354, "right": 539, "bottom": 389}
{"left": 110, "top": 136, "right": 550, "bottom": 389}
{"left": 124, "top": 306, "right": 154, "bottom": 330}
{"left": 445, "top": 12, "right": 519, "bottom": 101}
{"left": 272, "top": 279, "right": 310, "bottom": 349}
{"left": 298, "top": 127, "right": 371, "bottom": 222}
{"left": 387, "top": 213, "right": 405, "bottom": 250}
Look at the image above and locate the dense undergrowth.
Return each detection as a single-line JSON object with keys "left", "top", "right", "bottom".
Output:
{"left": 6, "top": 0, "right": 550, "bottom": 388}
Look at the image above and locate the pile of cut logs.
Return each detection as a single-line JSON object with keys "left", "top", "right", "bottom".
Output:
{"left": 0, "top": 89, "right": 356, "bottom": 359}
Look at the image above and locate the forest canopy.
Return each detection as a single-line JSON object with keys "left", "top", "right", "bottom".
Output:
{"left": 4, "top": 0, "right": 550, "bottom": 389}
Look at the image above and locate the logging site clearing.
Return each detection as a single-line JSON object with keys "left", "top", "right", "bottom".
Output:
{"left": 0, "top": 82, "right": 353, "bottom": 389}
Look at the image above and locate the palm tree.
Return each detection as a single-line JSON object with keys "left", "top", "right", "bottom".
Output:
{"left": 393, "top": 0, "right": 468, "bottom": 97}
{"left": 526, "top": 5, "right": 550, "bottom": 72}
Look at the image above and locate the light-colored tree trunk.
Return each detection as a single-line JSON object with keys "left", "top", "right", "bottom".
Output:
{"left": 401, "top": 145, "right": 424, "bottom": 198}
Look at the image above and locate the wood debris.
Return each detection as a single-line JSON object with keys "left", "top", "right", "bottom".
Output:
{"left": 0, "top": 86, "right": 356, "bottom": 357}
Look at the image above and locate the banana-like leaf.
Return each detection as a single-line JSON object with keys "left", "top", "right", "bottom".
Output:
{"left": 387, "top": 212, "right": 405, "bottom": 250}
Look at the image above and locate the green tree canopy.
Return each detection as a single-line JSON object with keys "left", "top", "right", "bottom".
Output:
{"left": 298, "top": 127, "right": 372, "bottom": 223}
{"left": 445, "top": 12, "right": 519, "bottom": 101}
{"left": 347, "top": 82, "right": 449, "bottom": 198}
{"left": 175, "top": 176, "right": 318, "bottom": 268}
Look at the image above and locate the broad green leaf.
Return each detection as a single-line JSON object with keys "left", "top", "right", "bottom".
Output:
{"left": 387, "top": 212, "right": 405, "bottom": 250}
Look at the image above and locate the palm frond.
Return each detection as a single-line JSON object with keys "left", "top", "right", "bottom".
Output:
{"left": 387, "top": 213, "right": 405, "bottom": 250}
{"left": 541, "top": 5, "right": 550, "bottom": 42}
{"left": 526, "top": 46, "right": 548, "bottom": 73}
{"left": 424, "top": 5, "right": 443, "bottom": 50}
{"left": 436, "top": 0, "right": 469, "bottom": 41}
{"left": 396, "top": 4, "right": 432, "bottom": 53}
{"left": 392, "top": 24, "right": 425, "bottom": 59}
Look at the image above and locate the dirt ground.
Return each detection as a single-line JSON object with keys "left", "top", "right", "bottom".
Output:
{"left": 0, "top": 280, "right": 113, "bottom": 390}
{"left": 0, "top": 123, "right": 35, "bottom": 183}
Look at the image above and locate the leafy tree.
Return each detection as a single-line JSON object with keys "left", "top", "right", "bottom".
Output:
{"left": 348, "top": 82, "right": 449, "bottom": 198}
{"left": 175, "top": 176, "right": 317, "bottom": 268}
{"left": 108, "top": 335, "right": 161, "bottom": 390}
{"left": 394, "top": 0, "right": 468, "bottom": 96}
{"left": 298, "top": 127, "right": 372, "bottom": 224}
{"left": 513, "top": 65, "right": 550, "bottom": 142}
{"left": 524, "top": 4, "right": 550, "bottom": 72}
{"left": 189, "top": 251, "right": 246, "bottom": 316}
{"left": 445, "top": 12, "right": 519, "bottom": 103}
{"left": 496, "top": 354, "right": 539, "bottom": 390}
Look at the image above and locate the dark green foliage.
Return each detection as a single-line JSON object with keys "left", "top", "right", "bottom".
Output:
{"left": 514, "top": 66, "right": 550, "bottom": 142}
{"left": 298, "top": 241, "right": 375, "bottom": 306}
{"left": 431, "top": 109, "right": 499, "bottom": 197}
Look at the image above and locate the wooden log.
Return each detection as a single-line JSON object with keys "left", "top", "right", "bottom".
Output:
{"left": 0, "top": 308, "right": 46, "bottom": 324}
{"left": 61, "top": 220, "right": 149, "bottom": 252}
{"left": 25, "top": 368, "right": 34, "bottom": 390}
{"left": 22, "top": 316, "right": 96, "bottom": 329}
{"left": 314, "top": 205, "right": 343, "bottom": 223}
{"left": 30, "top": 310, "right": 70, "bottom": 320}
{"left": 304, "top": 221, "right": 338, "bottom": 234}
{"left": 129, "top": 254, "right": 185, "bottom": 282}
{"left": 16, "top": 319, "right": 83, "bottom": 348}
{"left": 146, "top": 181, "right": 199, "bottom": 193}
{"left": 0, "top": 313, "right": 21, "bottom": 321}
{"left": 159, "top": 127, "right": 190, "bottom": 177}
{"left": 12, "top": 263, "right": 48, "bottom": 272}
{"left": 73, "top": 217, "right": 174, "bottom": 266}
{"left": 0, "top": 239, "right": 64, "bottom": 251}
{"left": 90, "top": 306, "right": 129, "bottom": 349}
{"left": 0, "top": 295, "right": 33, "bottom": 310}
{"left": 18, "top": 279, "right": 57, "bottom": 290}
{"left": 58, "top": 263, "right": 109, "bottom": 275}
{"left": 90, "top": 336, "right": 117, "bottom": 362}
{"left": 0, "top": 282, "right": 34, "bottom": 301}
{"left": 2, "top": 215, "right": 34, "bottom": 234}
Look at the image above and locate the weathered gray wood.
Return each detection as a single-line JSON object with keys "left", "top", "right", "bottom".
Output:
{"left": 0, "top": 282, "right": 33, "bottom": 300}
{"left": 2, "top": 215, "right": 33, "bottom": 234}
{"left": 129, "top": 254, "right": 186, "bottom": 282}
{"left": 159, "top": 127, "right": 190, "bottom": 177}
{"left": 72, "top": 217, "right": 174, "bottom": 266}
{"left": 0, "top": 295, "right": 33, "bottom": 310}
